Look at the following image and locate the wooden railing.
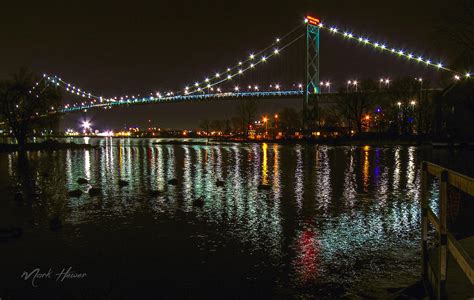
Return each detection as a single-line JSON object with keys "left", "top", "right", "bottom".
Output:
{"left": 421, "top": 161, "right": 474, "bottom": 299}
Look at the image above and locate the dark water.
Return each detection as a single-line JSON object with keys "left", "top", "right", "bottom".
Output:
{"left": 1, "top": 138, "right": 473, "bottom": 299}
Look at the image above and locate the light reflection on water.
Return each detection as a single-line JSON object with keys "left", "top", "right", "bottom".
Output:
{"left": 2, "top": 138, "right": 473, "bottom": 296}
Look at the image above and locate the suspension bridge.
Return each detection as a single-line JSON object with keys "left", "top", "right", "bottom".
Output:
{"left": 37, "top": 15, "right": 471, "bottom": 115}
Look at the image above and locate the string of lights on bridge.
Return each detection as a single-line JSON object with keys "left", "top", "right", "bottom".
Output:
{"left": 44, "top": 17, "right": 472, "bottom": 113}
{"left": 307, "top": 17, "right": 472, "bottom": 79}
{"left": 44, "top": 23, "right": 306, "bottom": 112}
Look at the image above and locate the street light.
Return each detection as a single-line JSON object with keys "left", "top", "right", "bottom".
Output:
{"left": 325, "top": 81, "right": 331, "bottom": 93}
{"left": 415, "top": 77, "right": 423, "bottom": 91}
{"left": 81, "top": 120, "right": 91, "bottom": 134}
{"left": 263, "top": 117, "right": 268, "bottom": 136}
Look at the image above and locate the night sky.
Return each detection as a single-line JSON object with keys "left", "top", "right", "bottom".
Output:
{"left": 1, "top": 0, "right": 458, "bottom": 130}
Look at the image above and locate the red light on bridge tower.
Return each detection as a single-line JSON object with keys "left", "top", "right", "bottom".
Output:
{"left": 306, "top": 16, "right": 320, "bottom": 26}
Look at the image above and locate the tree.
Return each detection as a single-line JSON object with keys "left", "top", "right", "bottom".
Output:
{"left": 441, "top": 0, "right": 474, "bottom": 69}
{"left": 199, "top": 119, "right": 211, "bottom": 134}
{"left": 385, "top": 78, "right": 421, "bottom": 135}
{"left": 236, "top": 99, "right": 257, "bottom": 137}
{"left": 278, "top": 107, "right": 301, "bottom": 135}
{"left": 0, "top": 69, "right": 61, "bottom": 149}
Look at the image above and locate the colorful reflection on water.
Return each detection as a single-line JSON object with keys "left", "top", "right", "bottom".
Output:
{"left": 1, "top": 139, "right": 473, "bottom": 297}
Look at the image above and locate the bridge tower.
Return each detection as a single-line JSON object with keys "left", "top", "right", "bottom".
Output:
{"left": 304, "top": 15, "right": 320, "bottom": 128}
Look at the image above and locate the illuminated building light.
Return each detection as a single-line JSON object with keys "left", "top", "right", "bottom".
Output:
{"left": 467, "top": 72, "right": 471, "bottom": 78}
{"left": 454, "top": 75, "right": 461, "bottom": 80}
{"left": 276, "top": 38, "right": 280, "bottom": 42}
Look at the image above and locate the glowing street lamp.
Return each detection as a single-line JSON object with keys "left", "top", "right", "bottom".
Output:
{"left": 325, "top": 81, "right": 331, "bottom": 93}
{"left": 263, "top": 117, "right": 268, "bottom": 135}
{"left": 415, "top": 77, "right": 423, "bottom": 91}
{"left": 379, "top": 78, "right": 390, "bottom": 88}
{"left": 81, "top": 120, "right": 91, "bottom": 134}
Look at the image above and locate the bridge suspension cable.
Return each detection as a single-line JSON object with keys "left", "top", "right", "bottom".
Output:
{"left": 314, "top": 19, "right": 472, "bottom": 78}
{"left": 45, "top": 23, "right": 305, "bottom": 111}
{"left": 43, "top": 17, "right": 474, "bottom": 114}
{"left": 184, "top": 32, "right": 304, "bottom": 96}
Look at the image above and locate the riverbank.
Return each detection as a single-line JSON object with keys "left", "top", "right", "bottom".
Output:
{"left": 208, "top": 137, "right": 474, "bottom": 147}
{"left": 0, "top": 140, "right": 95, "bottom": 153}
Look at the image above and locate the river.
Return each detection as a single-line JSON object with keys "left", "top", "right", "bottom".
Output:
{"left": 1, "top": 138, "right": 473, "bottom": 298}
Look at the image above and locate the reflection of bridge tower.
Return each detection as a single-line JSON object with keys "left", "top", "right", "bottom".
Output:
{"left": 304, "top": 16, "right": 320, "bottom": 128}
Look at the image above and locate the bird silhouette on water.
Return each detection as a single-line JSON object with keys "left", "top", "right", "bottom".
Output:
{"left": 193, "top": 196, "right": 205, "bottom": 207}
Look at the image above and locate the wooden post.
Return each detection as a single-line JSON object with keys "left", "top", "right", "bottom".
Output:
{"left": 421, "top": 162, "right": 429, "bottom": 282}
{"left": 439, "top": 170, "right": 448, "bottom": 300}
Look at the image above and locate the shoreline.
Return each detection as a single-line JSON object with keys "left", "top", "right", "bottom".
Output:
{"left": 0, "top": 140, "right": 95, "bottom": 153}
{"left": 1, "top": 137, "right": 474, "bottom": 151}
